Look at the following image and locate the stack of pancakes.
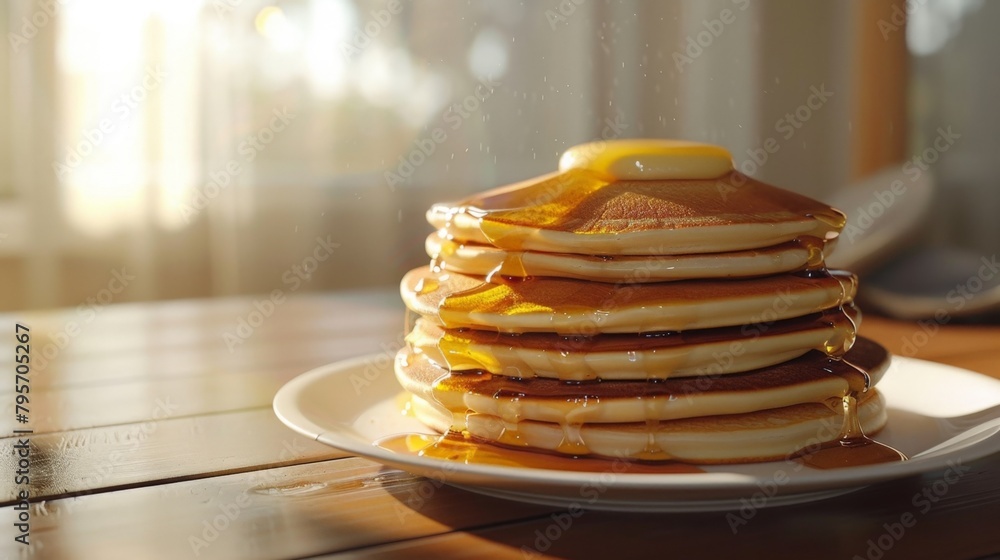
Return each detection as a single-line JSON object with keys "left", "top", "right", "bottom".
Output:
{"left": 397, "top": 139, "right": 890, "bottom": 464}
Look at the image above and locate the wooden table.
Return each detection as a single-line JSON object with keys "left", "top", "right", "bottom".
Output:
{"left": 2, "top": 292, "right": 999, "bottom": 560}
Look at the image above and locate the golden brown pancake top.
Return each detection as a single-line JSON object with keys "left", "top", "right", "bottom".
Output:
{"left": 430, "top": 169, "right": 844, "bottom": 235}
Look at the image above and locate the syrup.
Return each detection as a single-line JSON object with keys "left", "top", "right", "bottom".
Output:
{"left": 429, "top": 306, "right": 859, "bottom": 378}
{"left": 374, "top": 431, "right": 704, "bottom": 473}
{"left": 789, "top": 304, "right": 906, "bottom": 469}
{"left": 793, "top": 235, "right": 828, "bottom": 271}
{"left": 423, "top": 270, "right": 858, "bottom": 335}
{"left": 792, "top": 346, "right": 907, "bottom": 468}
{"left": 401, "top": 139, "right": 902, "bottom": 471}
{"left": 792, "top": 392, "right": 907, "bottom": 469}
{"left": 460, "top": 171, "right": 847, "bottom": 254}
{"left": 430, "top": 234, "right": 830, "bottom": 282}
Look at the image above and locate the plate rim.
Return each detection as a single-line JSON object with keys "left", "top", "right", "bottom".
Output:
{"left": 273, "top": 354, "right": 1000, "bottom": 494}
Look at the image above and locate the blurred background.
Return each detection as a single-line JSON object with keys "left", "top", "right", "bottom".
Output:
{"left": 0, "top": 0, "right": 995, "bottom": 312}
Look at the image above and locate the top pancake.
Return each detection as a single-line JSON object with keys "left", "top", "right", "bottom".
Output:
{"left": 428, "top": 169, "right": 845, "bottom": 256}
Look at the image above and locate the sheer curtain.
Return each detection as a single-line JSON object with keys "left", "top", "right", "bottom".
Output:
{"left": 0, "top": 0, "right": 906, "bottom": 311}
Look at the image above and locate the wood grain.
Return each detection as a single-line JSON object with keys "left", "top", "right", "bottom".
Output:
{"left": 863, "top": 314, "right": 1000, "bottom": 377}
{"left": 0, "top": 408, "right": 345, "bottom": 504}
{"left": 2, "top": 370, "right": 293, "bottom": 436}
{"left": 0, "top": 293, "right": 403, "bottom": 391}
{"left": 1, "top": 293, "right": 999, "bottom": 560}
{"left": 322, "top": 454, "right": 1000, "bottom": 560}
{"left": 0, "top": 458, "right": 553, "bottom": 560}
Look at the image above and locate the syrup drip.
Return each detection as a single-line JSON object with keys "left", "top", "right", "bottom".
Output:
{"left": 794, "top": 236, "right": 828, "bottom": 271}
{"left": 405, "top": 140, "right": 897, "bottom": 471}
{"left": 413, "top": 277, "right": 439, "bottom": 295}
{"left": 794, "top": 310, "right": 906, "bottom": 469}
{"left": 493, "top": 377, "right": 526, "bottom": 446}
{"left": 557, "top": 421, "right": 588, "bottom": 455}
{"left": 806, "top": 209, "right": 849, "bottom": 240}
{"left": 431, "top": 235, "right": 830, "bottom": 283}
{"left": 484, "top": 251, "right": 530, "bottom": 284}
{"left": 792, "top": 392, "right": 907, "bottom": 469}
{"left": 374, "top": 432, "right": 704, "bottom": 473}
{"left": 434, "top": 171, "right": 849, "bottom": 254}
{"left": 424, "top": 271, "right": 858, "bottom": 337}
{"left": 426, "top": 306, "right": 858, "bottom": 380}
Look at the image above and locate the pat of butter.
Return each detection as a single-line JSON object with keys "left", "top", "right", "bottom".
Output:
{"left": 558, "top": 139, "right": 734, "bottom": 181}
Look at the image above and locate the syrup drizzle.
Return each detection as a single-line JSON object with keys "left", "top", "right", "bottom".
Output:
{"left": 792, "top": 390, "right": 907, "bottom": 469}
{"left": 399, "top": 140, "right": 903, "bottom": 472}
{"left": 430, "top": 233, "right": 832, "bottom": 282}
{"left": 375, "top": 431, "right": 704, "bottom": 473}
{"left": 424, "top": 306, "right": 859, "bottom": 380}
{"left": 793, "top": 309, "right": 907, "bottom": 469}
{"left": 794, "top": 235, "right": 828, "bottom": 271}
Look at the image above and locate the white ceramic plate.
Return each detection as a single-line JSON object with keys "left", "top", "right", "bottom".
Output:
{"left": 273, "top": 355, "right": 1000, "bottom": 512}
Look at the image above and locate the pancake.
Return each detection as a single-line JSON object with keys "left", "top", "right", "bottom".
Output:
{"left": 392, "top": 139, "right": 898, "bottom": 467}
{"left": 408, "top": 305, "right": 860, "bottom": 380}
{"left": 395, "top": 337, "right": 888, "bottom": 425}
{"left": 427, "top": 233, "right": 832, "bottom": 282}
{"left": 427, "top": 169, "right": 845, "bottom": 256}
{"left": 408, "top": 391, "right": 888, "bottom": 463}
{"left": 401, "top": 266, "right": 857, "bottom": 334}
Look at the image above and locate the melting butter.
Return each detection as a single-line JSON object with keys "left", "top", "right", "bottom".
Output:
{"left": 558, "top": 139, "right": 734, "bottom": 181}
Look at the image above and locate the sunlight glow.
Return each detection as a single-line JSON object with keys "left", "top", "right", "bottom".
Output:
{"left": 255, "top": 6, "right": 302, "bottom": 52}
